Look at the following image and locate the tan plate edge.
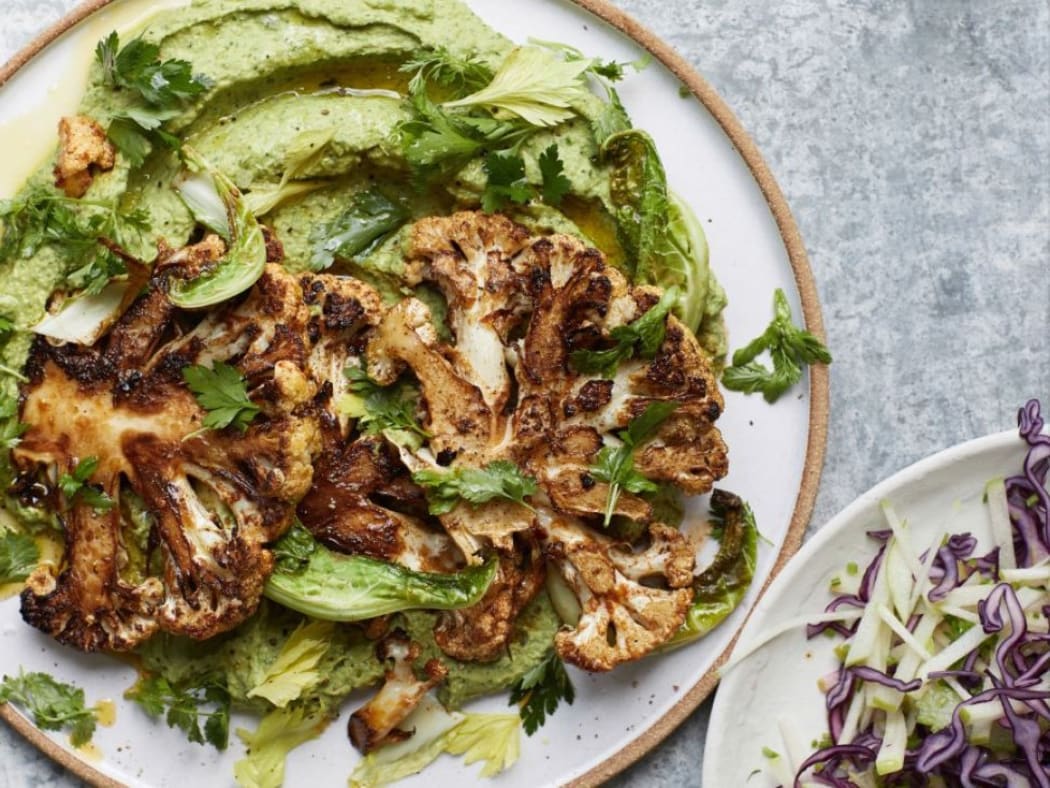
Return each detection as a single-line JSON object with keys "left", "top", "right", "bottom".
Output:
{"left": 0, "top": 704, "right": 121, "bottom": 788}
{"left": 0, "top": 2, "right": 829, "bottom": 787}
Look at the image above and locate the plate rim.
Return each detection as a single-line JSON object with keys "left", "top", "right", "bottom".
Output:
{"left": 0, "top": 2, "right": 830, "bottom": 786}
{"left": 703, "top": 427, "right": 1023, "bottom": 785}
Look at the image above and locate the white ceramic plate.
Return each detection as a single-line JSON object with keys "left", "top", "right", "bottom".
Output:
{"left": 704, "top": 429, "right": 1027, "bottom": 786}
{"left": 0, "top": 1, "right": 827, "bottom": 785}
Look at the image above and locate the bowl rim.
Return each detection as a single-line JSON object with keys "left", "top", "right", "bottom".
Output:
{"left": 703, "top": 428, "right": 1023, "bottom": 784}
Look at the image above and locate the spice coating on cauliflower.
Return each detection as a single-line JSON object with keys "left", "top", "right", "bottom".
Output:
{"left": 13, "top": 261, "right": 384, "bottom": 651}
{"left": 355, "top": 212, "right": 728, "bottom": 668}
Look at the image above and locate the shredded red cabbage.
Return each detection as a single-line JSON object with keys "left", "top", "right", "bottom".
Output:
{"left": 791, "top": 399, "right": 1050, "bottom": 788}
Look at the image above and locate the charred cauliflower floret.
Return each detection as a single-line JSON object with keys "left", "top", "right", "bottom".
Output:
{"left": 348, "top": 632, "right": 448, "bottom": 754}
{"left": 406, "top": 213, "right": 533, "bottom": 414}
{"left": 543, "top": 517, "right": 695, "bottom": 672}
{"left": 300, "top": 272, "right": 385, "bottom": 434}
{"left": 432, "top": 534, "right": 545, "bottom": 662}
{"left": 53, "top": 115, "right": 116, "bottom": 198}
{"left": 13, "top": 263, "right": 334, "bottom": 651}
{"left": 511, "top": 232, "right": 727, "bottom": 512}
{"left": 293, "top": 273, "right": 463, "bottom": 574}
{"left": 367, "top": 298, "right": 495, "bottom": 466}
{"left": 299, "top": 435, "right": 457, "bottom": 573}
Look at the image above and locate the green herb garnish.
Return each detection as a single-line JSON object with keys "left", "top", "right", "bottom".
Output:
{"left": 413, "top": 460, "right": 537, "bottom": 516}
{"left": 0, "top": 531, "right": 39, "bottom": 584}
{"left": 0, "top": 187, "right": 149, "bottom": 280}
{"left": 721, "top": 288, "right": 831, "bottom": 403}
{"left": 182, "top": 362, "right": 261, "bottom": 434}
{"left": 58, "top": 456, "right": 114, "bottom": 512}
{"left": 482, "top": 144, "right": 572, "bottom": 212}
{"left": 443, "top": 46, "right": 590, "bottom": 127}
{"left": 569, "top": 286, "right": 679, "bottom": 378}
{"left": 64, "top": 246, "right": 127, "bottom": 296}
{"left": 530, "top": 39, "right": 650, "bottom": 84}
{"left": 96, "top": 32, "right": 210, "bottom": 106}
{"left": 398, "top": 71, "right": 532, "bottom": 176}
{"left": 125, "top": 674, "right": 230, "bottom": 750}
{"left": 342, "top": 365, "right": 429, "bottom": 449}
{"left": 482, "top": 152, "right": 533, "bottom": 212}
{"left": 589, "top": 402, "right": 677, "bottom": 526}
{"left": 508, "top": 649, "right": 575, "bottom": 735}
{"left": 95, "top": 31, "right": 211, "bottom": 163}
{"left": 398, "top": 48, "right": 493, "bottom": 94}
{"left": 0, "top": 670, "right": 99, "bottom": 746}
{"left": 538, "top": 144, "right": 571, "bottom": 205}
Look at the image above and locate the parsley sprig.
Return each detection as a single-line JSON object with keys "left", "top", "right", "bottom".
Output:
{"left": 508, "top": 649, "right": 575, "bottom": 735}
{"left": 58, "top": 456, "right": 115, "bottom": 512}
{"left": 413, "top": 460, "right": 538, "bottom": 516}
{"left": 590, "top": 402, "right": 678, "bottom": 526}
{"left": 342, "top": 364, "right": 430, "bottom": 449}
{"left": 182, "top": 362, "right": 261, "bottom": 434}
{"left": 721, "top": 288, "right": 832, "bottom": 403}
{"left": 95, "top": 32, "right": 212, "bottom": 164}
{"left": 569, "top": 286, "right": 679, "bottom": 378}
{"left": 0, "top": 187, "right": 149, "bottom": 293}
{"left": 399, "top": 48, "right": 493, "bottom": 94}
{"left": 398, "top": 73, "right": 533, "bottom": 176}
{"left": 96, "top": 32, "right": 210, "bottom": 106}
{"left": 538, "top": 144, "right": 572, "bottom": 205}
{"left": 0, "top": 670, "right": 100, "bottom": 746}
{"left": 0, "top": 531, "right": 39, "bottom": 585}
{"left": 125, "top": 674, "right": 230, "bottom": 750}
{"left": 481, "top": 144, "right": 572, "bottom": 213}
{"left": 481, "top": 152, "right": 532, "bottom": 212}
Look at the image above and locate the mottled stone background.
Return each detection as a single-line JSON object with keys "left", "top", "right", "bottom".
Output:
{"left": 1, "top": 0, "right": 1047, "bottom": 786}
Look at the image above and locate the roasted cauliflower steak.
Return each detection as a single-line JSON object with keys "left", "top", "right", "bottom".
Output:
{"left": 356, "top": 211, "right": 729, "bottom": 670}
{"left": 12, "top": 259, "right": 387, "bottom": 651}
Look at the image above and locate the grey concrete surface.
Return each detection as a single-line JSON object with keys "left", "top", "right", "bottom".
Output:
{"left": 0, "top": 0, "right": 1047, "bottom": 786}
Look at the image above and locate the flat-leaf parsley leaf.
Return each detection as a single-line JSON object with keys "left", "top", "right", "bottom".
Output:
{"left": 589, "top": 402, "right": 678, "bottom": 526}
{"left": 95, "top": 32, "right": 211, "bottom": 162}
{"left": 182, "top": 362, "right": 261, "bottom": 433}
{"left": 341, "top": 364, "right": 429, "bottom": 450}
{"left": 413, "top": 461, "right": 537, "bottom": 516}
{"left": 0, "top": 531, "right": 39, "bottom": 585}
{"left": 96, "top": 32, "right": 211, "bottom": 109}
{"left": 58, "top": 456, "right": 115, "bottom": 512}
{"left": 482, "top": 152, "right": 534, "bottom": 213}
{"left": 722, "top": 288, "right": 831, "bottom": 403}
{"left": 125, "top": 674, "right": 230, "bottom": 750}
{"left": 538, "top": 144, "right": 571, "bottom": 206}
{"left": 569, "top": 286, "right": 679, "bottom": 377}
{"left": 0, "top": 670, "right": 100, "bottom": 746}
{"left": 508, "top": 649, "right": 575, "bottom": 735}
